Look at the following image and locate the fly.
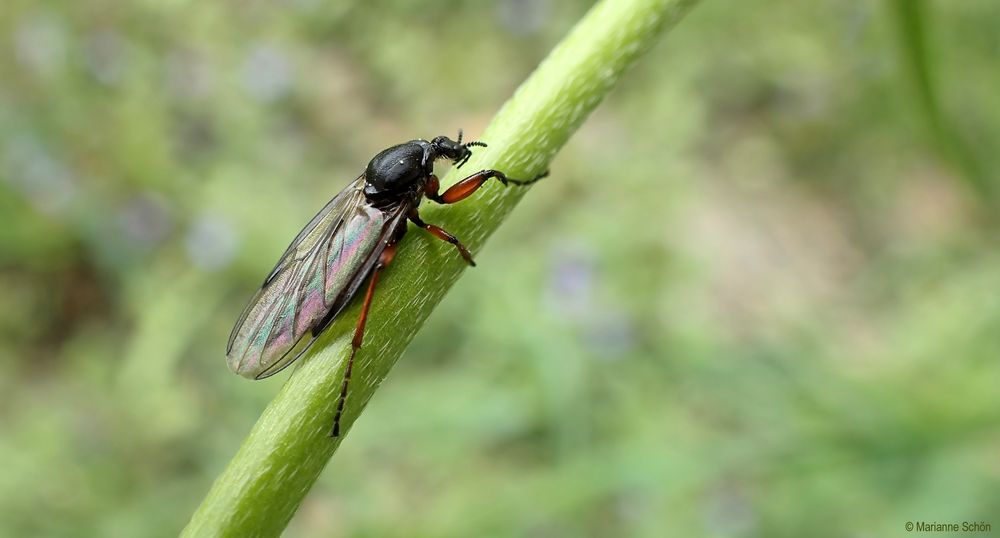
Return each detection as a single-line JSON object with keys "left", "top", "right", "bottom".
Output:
{"left": 226, "top": 131, "right": 546, "bottom": 436}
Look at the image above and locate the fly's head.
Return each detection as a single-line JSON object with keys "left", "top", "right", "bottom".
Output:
{"left": 430, "top": 129, "right": 487, "bottom": 170}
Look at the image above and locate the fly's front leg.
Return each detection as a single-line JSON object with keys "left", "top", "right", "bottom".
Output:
{"left": 425, "top": 169, "right": 549, "bottom": 204}
{"left": 409, "top": 209, "right": 475, "bottom": 266}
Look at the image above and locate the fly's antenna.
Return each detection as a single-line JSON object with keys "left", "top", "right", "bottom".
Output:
{"left": 456, "top": 128, "right": 487, "bottom": 151}
{"left": 457, "top": 137, "right": 487, "bottom": 169}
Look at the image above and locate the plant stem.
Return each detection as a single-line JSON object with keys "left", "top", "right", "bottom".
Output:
{"left": 887, "top": 0, "right": 992, "bottom": 205}
{"left": 182, "top": 0, "right": 700, "bottom": 535}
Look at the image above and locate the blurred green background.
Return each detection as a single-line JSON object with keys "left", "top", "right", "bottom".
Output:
{"left": 3, "top": 0, "right": 1000, "bottom": 536}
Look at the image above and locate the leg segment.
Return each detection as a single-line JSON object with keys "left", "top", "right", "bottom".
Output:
{"left": 426, "top": 169, "right": 549, "bottom": 204}
{"left": 408, "top": 209, "right": 475, "bottom": 266}
{"left": 331, "top": 241, "right": 398, "bottom": 437}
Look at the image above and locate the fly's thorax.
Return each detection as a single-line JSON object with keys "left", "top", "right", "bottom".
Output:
{"left": 363, "top": 141, "right": 434, "bottom": 202}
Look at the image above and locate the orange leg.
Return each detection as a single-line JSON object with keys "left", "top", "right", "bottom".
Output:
{"left": 425, "top": 169, "right": 548, "bottom": 204}
{"left": 409, "top": 209, "right": 475, "bottom": 266}
{"left": 332, "top": 241, "right": 398, "bottom": 437}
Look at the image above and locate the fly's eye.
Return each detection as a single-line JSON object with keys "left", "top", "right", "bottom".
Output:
{"left": 431, "top": 136, "right": 462, "bottom": 156}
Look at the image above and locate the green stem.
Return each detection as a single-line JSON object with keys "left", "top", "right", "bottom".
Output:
{"left": 182, "top": 0, "right": 700, "bottom": 535}
{"left": 888, "top": 0, "right": 992, "bottom": 205}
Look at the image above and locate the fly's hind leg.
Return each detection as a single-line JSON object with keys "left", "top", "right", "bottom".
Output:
{"left": 331, "top": 241, "right": 398, "bottom": 437}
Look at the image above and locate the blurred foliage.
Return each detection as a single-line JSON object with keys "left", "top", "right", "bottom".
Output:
{"left": 2, "top": 1, "right": 999, "bottom": 537}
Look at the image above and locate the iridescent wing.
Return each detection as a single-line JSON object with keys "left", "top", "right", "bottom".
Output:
{"left": 226, "top": 176, "right": 407, "bottom": 379}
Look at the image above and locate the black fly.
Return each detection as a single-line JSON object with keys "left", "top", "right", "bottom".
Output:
{"left": 227, "top": 131, "right": 546, "bottom": 436}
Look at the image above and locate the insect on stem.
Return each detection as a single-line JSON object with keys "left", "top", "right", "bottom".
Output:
{"left": 226, "top": 132, "right": 549, "bottom": 436}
